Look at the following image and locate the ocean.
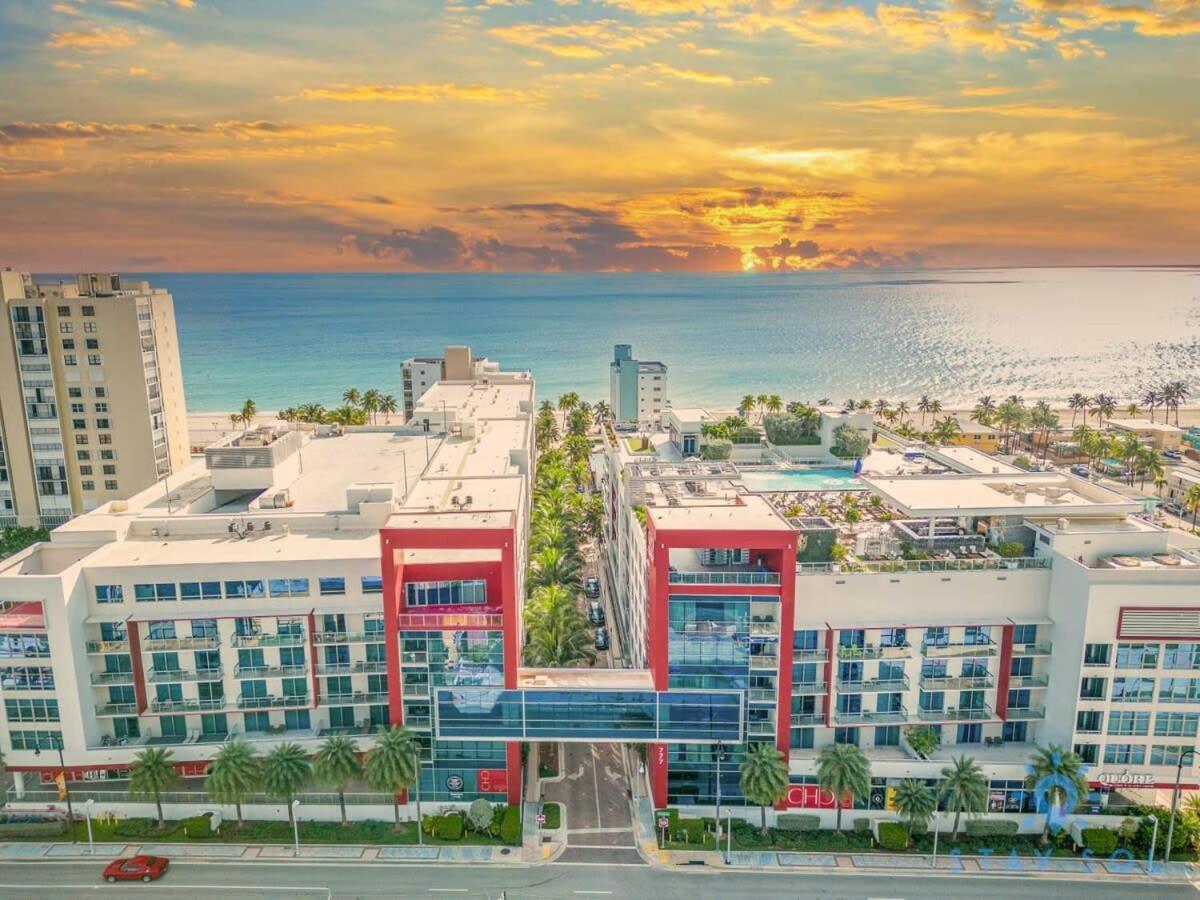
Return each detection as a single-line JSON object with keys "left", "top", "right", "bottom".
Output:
{"left": 120, "top": 267, "right": 1200, "bottom": 412}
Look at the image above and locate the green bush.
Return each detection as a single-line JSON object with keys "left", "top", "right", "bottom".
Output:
{"left": 656, "top": 808, "right": 680, "bottom": 832}
{"left": 995, "top": 540, "right": 1025, "bottom": 559}
{"left": 700, "top": 440, "right": 732, "bottom": 460}
{"left": 877, "top": 821, "right": 908, "bottom": 851}
{"left": 540, "top": 803, "right": 561, "bottom": 830}
{"left": 0, "top": 820, "right": 66, "bottom": 838}
{"left": 776, "top": 814, "right": 820, "bottom": 833}
{"left": 499, "top": 804, "right": 522, "bottom": 845}
{"left": 831, "top": 424, "right": 870, "bottom": 458}
{"left": 904, "top": 725, "right": 941, "bottom": 757}
{"left": 672, "top": 818, "right": 707, "bottom": 845}
{"left": 435, "top": 814, "right": 464, "bottom": 841}
{"left": 113, "top": 818, "right": 164, "bottom": 838}
{"left": 180, "top": 813, "right": 213, "bottom": 837}
{"left": 964, "top": 819, "right": 1019, "bottom": 837}
{"left": 763, "top": 411, "right": 821, "bottom": 446}
{"left": 1081, "top": 828, "right": 1118, "bottom": 856}
{"left": 853, "top": 818, "right": 872, "bottom": 834}
{"left": 826, "top": 831, "right": 849, "bottom": 849}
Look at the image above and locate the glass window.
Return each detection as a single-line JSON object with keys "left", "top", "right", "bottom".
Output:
{"left": 94, "top": 585, "right": 123, "bottom": 603}
{"left": 1103, "top": 743, "right": 1146, "bottom": 765}
{"left": 1002, "top": 721, "right": 1027, "bottom": 743}
{"left": 270, "top": 578, "right": 310, "bottom": 598}
{"left": 319, "top": 577, "right": 346, "bottom": 596}
{"left": 1111, "top": 677, "right": 1155, "bottom": 702}
{"left": 361, "top": 576, "right": 384, "bottom": 594}
{"left": 1079, "top": 677, "right": 1106, "bottom": 700}
{"left": 874, "top": 726, "right": 899, "bottom": 746}
{"left": 1116, "top": 643, "right": 1159, "bottom": 669}
{"left": 1084, "top": 644, "right": 1111, "bottom": 667}
{"left": 146, "top": 621, "right": 176, "bottom": 640}
{"left": 1164, "top": 644, "right": 1200, "bottom": 670}
{"left": 1150, "top": 745, "right": 1194, "bottom": 766}
{"left": 405, "top": 579, "right": 487, "bottom": 607}
{"left": 956, "top": 723, "right": 982, "bottom": 744}
{"left": 833, "top": 727, "right": 859, "bottom": 745}
{"left": 1012, "top": 624, "right": 1037, "bottom": 645}
{"left": 1107, "top": 711, "right": 1150, "bottom": 736}
{"left": 1159, "top": 678, "right": 1200, "bottom": 703}
{"left": 285, "top": 709, "right": 311, "bottom": 730}
{"left": 1076, "top": 710, "right": 1103, "bottom": 733}
{"left": 1154, "top": 712, "right": 1200, "bottom": 738}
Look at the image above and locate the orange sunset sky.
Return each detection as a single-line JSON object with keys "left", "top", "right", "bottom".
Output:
{"left": 0, "top": 0, "right": 1197, "bottom": 271}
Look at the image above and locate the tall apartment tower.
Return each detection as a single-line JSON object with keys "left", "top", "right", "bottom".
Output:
{"left": 0, "top": 270, "right": 190, "bottom": 528}
{"left": 401, "top": 346, "right": 499, "bottom": 422}
{"left": 609, "top": 343, "right": 667, "bottom": 425}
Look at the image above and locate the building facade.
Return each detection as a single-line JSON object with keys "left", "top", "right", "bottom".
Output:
{"left": 401, "top": 347, "right": 501, "bottom": 423}
{"left": 0, "top": 270, "right": 189, "bottom": 528}
{"left": 609, "top": 344, "right": 667, "bottom": 425}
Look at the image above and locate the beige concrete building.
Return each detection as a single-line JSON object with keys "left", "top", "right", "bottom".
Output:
{"left": 1109, "top": 418, "right": 1184, "bottom": 452}
{"left": 0, "top": 270, "right": 189, "bottom": 528}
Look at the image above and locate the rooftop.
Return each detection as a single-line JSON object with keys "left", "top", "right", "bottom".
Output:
{"left": 1110, "top": 418, "right": 1184, "bottom": 434}
{"left": 862, "top": 471, "right": 1142, "bottom": 518}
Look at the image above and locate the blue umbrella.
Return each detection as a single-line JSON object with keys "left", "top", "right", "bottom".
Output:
{"left": 853, "top": 457, "right": 863, "bottom": 475}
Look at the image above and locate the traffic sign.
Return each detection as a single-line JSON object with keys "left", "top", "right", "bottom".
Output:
{"left": 536, "top": 813, "right": 546, "bottom": 826}
{"left": 657, "top": 816, "right": 669, "bottom": 829}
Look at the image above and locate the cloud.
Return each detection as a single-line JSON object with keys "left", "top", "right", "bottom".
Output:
{"left": 0, "top": 120, "right": 390, "bottom": 145}
{"left": 45, "top": 26, "right": 136, "bottom": 50}
{"left": 295, "top": 83, "right": 530, "bottom": 103}
{"left": 750, "top": 235, "right": 923, "bottom": 270}
{"left": 490, "top": 19, "right": 694, "bottom": 57}
{"left": 827, "top": 95, "right": 1114, "bottom": 119}
{"left": 1016, "top": 0, "right": 1200, "bottom": 37}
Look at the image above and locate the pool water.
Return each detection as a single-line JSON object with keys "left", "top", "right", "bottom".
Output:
{"left": 738, "top": 467, "right": 864, "bottom": 493}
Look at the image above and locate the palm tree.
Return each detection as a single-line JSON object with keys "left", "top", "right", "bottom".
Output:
{"left": 538, "top": 399, "right": 555, "bottom": 416}
{"left": 278, "top": 407, "right": 297, "bottom": 423}
{"left": 1067, "top": 392, "right": 1090, "bottom": 427}
{"left": 361, "top": 388, "right": 382, "bottom": 424}
{"left": 314, "top": 735, "right": 363, "bottom": 825}
{"left": 765, "top": 394, "right": 783, "bottom": 416}
{"left": 1142, "top": 388, "right": 1161, "bottom": 423}
{"left": 205, "top": 739, "right": 261, "bottom": 828}
{"left": 297, "top": 402, "right": 326, "bottom": 423}
{"left": 557, "top": 392, "right": 581, "bottom": 412}
{"left": 1026, "top": 744, "right": 1088, "bottom": 841}
{"left": 524, "top": 591, "right": 595, "bottom": 666}
{"left": 128, "top": 747, "right": 178, "bottom": 828}
{"left": 567, "top": 408, "right": 590, "bottom": 437}
{"left": 931, "top": 417, "right": 963, "bottom": 446}
{"left": 535, "top": 416, "right": 560, "bottom": 448}
{"left": 528, "top": 546, "right": 583, "bottom": 592}
{"left": 873, "top": 398, "right": 889, "bottom": 418}
{"left": 739, "top": 742, "right": 789, "bottom": 835}
{"left": 1186, "top": 483, "right": 1200, "bottom": 534}
{"left": 343, "top": 387, "right": 361, "bottom": 408}
{"left": 239, "top": 398, "right": 257, "bottom": 433}
{"left": 754, "top": 394, "right": 769, "bottom": 422}
{"left": 1165, "top": 380, "right": 1190, "bottom": 426}
{"left": 1091, "top": 393, "right": 1116, "bottom": 429}
{"left": 229, "top": 412, "right": 242, "bottom": 431}
{"left": 938, "top": 755, "right": 988, "bottom": 837}
{"left": 893, "top": 778, "right": 936, "bottom": 841}
{"left": 1136, "top": 445, "right": 1163, "bottom": 491}
{"left": 815, "top": 743, "right": 870, "bottom": 831}
{"left": 262, "top": 742, "right": 311, "bottom": 825}
{"left": 379, "top": 394, "right": 399, "bottom": 423}
{"left": 592, "top": 401, "right": 611, "bottom": 425}
{"left": 917, "top": 394, "right": 933, "bottom": 427}
{"left": 971, "top": 396, "right": 996, "bottom": 428}
{"left": 363, "top": 726, "right": 421, "bottom": 827}
{"left": 1124, "top": 402, "right": 1140, "bottom": 418}
{"left": 894, "top": 400, "right": 910, "bottom": 424}
{"left": 740, "top": 395, "right": 756, "bottom": 420}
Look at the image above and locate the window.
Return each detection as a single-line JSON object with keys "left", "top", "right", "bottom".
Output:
{"left": 102, "top": 465, "right": 116, "bottom": 475}
{"left": 94, "top": 402, "right": 108, "bottom": 413}
{"left": 63, "top": 354, "right": 77, "bottom": 366}
{"left": 98, "top": 434, "right": 111, "bottom": 445}
{"left": 61, "top": 339, "right": 75, "bottom": 350}
{"left": 86, "top": 338, "right": 99, "bottom": 350}
{"left": 833, "top": 727, "right": 859, "bottom": 745}
{"left": 269, "top": 578, "right": 309, "bottom": 598}
{"left": 243, "top": 712, "right": 270, "bottom": 733}
{"left": 1079, "top": 677, "right": 1107, "bottom": 700}
{"left": 874, "top": 726, "right": 899, "bottom": 746}
{"left": 93, "top": 386, "right": 106, "bottom": 397}
{"left": 88, "top": 355, "right": 102, "bottom": 366}
{"left": 72, "top": 418, "right": 86, "bottom": 430}
{"left": 94, "top": 584, "right": 124, "bottom": 604}
{"left": 1111, "top": 677, "right": 1154, "bottom": 702}
{"left": 96, "top": 418, "right": 110, "bottom": 430}
{"left": 1154, "top": 712, "right": 1200, "bottom": 738}
{"left": 1107, "top": 711, "right": 1150, "bottom": 736}
{"left": 68, "top": 387, "right": 82, "bottom": 398}
{"left": 82, "top": 305, "right": 95, "bottom": 316}
{"left": 1007, "top": 689, "right": 1031, "bottom": 710}
{"left": 146, "top": 621, "right": 176, "bottom": 640}
{"left": 1076, "top": 710, "right": 1103, "bottom": 733}
{"left": 405, "top": 579, "right": 487, "bottom": 606}
{"left": 319, "top": 577, "right": 346, "bottom": 596}
{"left": 59, "top": 322, "right": 72, "bottom": 334}
{"left": 134, "top": 583, "right": 177, "bottom": 602}
{"left": 10, "top": 730, "right": 62, "bottom": 751}
{"left": 81, "top": 481, "right": 95, "bottom": 491}
{"left": 957, "top": 723, "right": 982, "bottom": 744}
{"left": 1002, "top": 721, "right": 1028, "bottom": 743}
{"left": 192, "top": 619, "right": 219, "bottom": 638}
{"left": 361, "top": 576, "right": 383, "bottom": 594}
{"left": 1150, "top": 746, "right": 1194, "bottom": 767}
{"left": 84, "top": 321, "right": 97, "bottom": 333}
{"left": 4, "top": 698, "right": 60, "bottom": 722}
{"left": 1074, "top": 743, "right": 1100, "bottom": 764}
{"left": 76, "top": 450, "right": 90, "bottom": 461}
{"left": 285, "top": 709, "right": 311, "bottom": 730}
{"left": 1117, "top": 643, "right": 1159, "bottom": 669}
{"left": 56, "top": 305, "right": 70, "bottom": 316}
{"left": 180, "top": 581, "right": 221, "bottom": 601}
{"left": 1163, "top": 644, "right": 1200, "bottom": 670}
{"left": 104, "top": 480, "right": 118, "bottom": 491}
{"left": 70, "top": 403, "right": 85, "bottom": 414}
{"left": 74, "top": 435, "right": 88, "bottom": 446}
{"left": 100, "top": 449, "right": 114, "bottom": 459}
{"left": 224, "top": 580, "right": 265, "bottom": 600}
{"left": 1103, "top": 744, "right": 1146, "bottom": 765}
{"left": 1010, "top": 656, "right": 1033, "bottom": 677}
{"left": 1084, "top": 644, "right": 1111, "bottom": 667}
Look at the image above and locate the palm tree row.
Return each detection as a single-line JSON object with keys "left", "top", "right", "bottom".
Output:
{"left": 128, "top": 727, "right": 420, "bottom": 829}
{"left": 739, "top": 394, "right": 784, "bottom": 423}
{"left": 228, "top": 398, "right": 257, "bottom": 433}
{"left": 279, "top": 387, "right": 399, "bottom": 428}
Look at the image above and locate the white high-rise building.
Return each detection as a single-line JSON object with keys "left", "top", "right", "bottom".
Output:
{"left": 609, "top": 344, "right": 667, "bottom": 425}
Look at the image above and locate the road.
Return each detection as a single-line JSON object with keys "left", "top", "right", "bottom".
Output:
{"left": 0, "top": 859, "right": 1191, "bottom": 899}
{"left": 541, "top": 741, "right": 639, "bottom": 865}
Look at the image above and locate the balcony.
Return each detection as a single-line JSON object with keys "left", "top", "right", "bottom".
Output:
{"left": 395, "top": 612, "right": 503, "bottom": 630}
{"left": 90, "top": 671, "right": 134, "bottom": 686}
{"left": 750, "top": 620, "right": 780, "bottom": 636}
{"left": 836, "top": 644, "right": 912, "bottom": 661}
{"left": 921, "top": 640, "right": 997, "bottom": 659}
{"left": 1008, "top": 674, "right": 1049, "bottom": 689}
{"left": 1006, "top": 706, "right": 1046, "bottom": 720}
{"left": 318, "top": 661, "right": 388, "bottom": 676}
{"left": 792, "top": 681, "right": 827, "bottom": 695}
{"left": 747, "top": 720, "right": 776, "bottom": 736}
{"left": 790, "top": 713, "right": 824, "bottom": 727}
{"left": 320, "top": 691, "right": 389, "bottom": 706}
{"left": 747, "top": 688, "right": 777, "bottom": 703}
{"left": 1012, "top": 641, "right": 1053, "bottom": 657}
{"left": 230, "top": 633, "right": 305, "bottom": 649}
{"left": 917, "top": 706, "right": 993, "bottom": 722}
{"left": 86, "top": 639, "right": 129, "bottom": 654}
{"left": 668, "top": 570, "right": 780, "bottom": 586}
{"left": 150, "top": 698, "right": 226, "bottom": 714}
{"left": 400, "top": 651, "right": 428, "bottom": 665}
{"left": 749, "top": 655, "right": 779, "bottom": 670}
{"left": 402, "top": 683, "right": 430, "bottom": 698}
{"left": 835, "top": 707, "right": 908, "bottom": 725}
{"left": 837, "top": 676, "right": 910, "bottom": 693}
{"left": 236, "top": 694, "right": 310, "bottom": 710}
{"left": 919, "top": 674, "right": 994, "bottom": 690}
{"left": 312, "top": 631, "right": 387, "bottom": 645}
{"left": 234, "top": 664, "right": 306, "bottom": 679}
{"left": 148, "top": 668, "right": 223, "bottom": 683}
{"left": 95, "top": 702, "right": 138, "bottom": 717}
{"left": 143, "top": 636, "right": 220, "bottom": 652}
{"left": 793, "top": 648, "right": 829, "bottom": 663}
{"left": 797, "top": 556, "right": 1050, "bottom": 576}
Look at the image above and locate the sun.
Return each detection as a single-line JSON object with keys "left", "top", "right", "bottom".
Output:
{"left": 741, "top": 252, "right": 758, "bottom": 272}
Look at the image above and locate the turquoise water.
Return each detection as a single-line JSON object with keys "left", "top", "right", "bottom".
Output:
{"left": 738, "top": 467, "right": 864, "bottom": 492}
{"left": 71, "top": 267, "right": 1199, "bottom": 411}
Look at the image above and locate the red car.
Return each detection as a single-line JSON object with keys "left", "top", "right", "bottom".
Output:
{"left": 103, "top": 855, "right": 169, "bottom": 883}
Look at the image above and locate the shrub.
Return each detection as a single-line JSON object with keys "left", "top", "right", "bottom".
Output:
{"left": 995, "top": 540, "right": 1025, "bottom": 559}
{"left": 964, "top": 819, "right": 1019, "bottom": 837}
{"left": 853, "top": 818, "right": 872, "bottom": 834}
{"left": 903, "top": 725, "right": 941, "bottom": 757}
{"left": 700, "top": 439, "right": 732, "bottom": 460}
{"left": 540, "top": 802, "right": 561, "bottom": 830}
{"left": 763, "top": 411, "right": 821, "bottom": 446}
{"left": 468, "top": 798, "right": 494, "bottom": 833}
{"left": 656, "top": 808, "right": 680, "bottom": 832}
{"left": 435, "top": 814, "right": 464, "bottom": 841}
{"left": 827, "top": 831, "right": 849, "bottom": 849}
{"left": 831, "top": 424, "right": 870, "bottom": 459}
{"left": 499, "top": 804, "right": 522, "bottom": 845}
{"left": 113, "top": 818, "right": 163, "bottom": 838}
{"left": 0, "top": 820, "right": 66, "bottom": 838}
{"left": 675, "top": 818, "right": 707, "bottom": 845}
{"left": 1013, "top": 455, "right": 1033, "bottom": 470}
{"left": 180, "top": 813, "right": 213, "bottom": 837}
{"left": 1081, "top": 828, "right": 1118, "bottom": 856}
{"left": 877, "top": 821, "right": 908, "bottom": 851}
{"left": 776, "top": 814, "right": 821, "bottom": 833}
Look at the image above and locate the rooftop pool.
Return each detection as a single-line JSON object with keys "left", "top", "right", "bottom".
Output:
{"left": 738, "top": 466, "right": 864, "bottom": 493}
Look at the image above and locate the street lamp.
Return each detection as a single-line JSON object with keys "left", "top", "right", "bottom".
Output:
{"left": 1165, "top": 747, "right": 1195, "bottom": 863}
{"left": 714, "top": 741, "right": 726, "bottom": 849}
{"left": 413, "top": 751, "right": 424, "bottom": 846}
{"left": 34, "top": 735, "right": 75, "bottom": 843}
{"left": 291, "top": 800, "right": 301, "bottom": 856}
{"left": 85, "top": 799, "right": 95, "bottom": 855}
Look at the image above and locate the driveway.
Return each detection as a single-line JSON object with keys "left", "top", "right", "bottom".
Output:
{"left": 541, "top": 742, "right": 642, "bottom": 864}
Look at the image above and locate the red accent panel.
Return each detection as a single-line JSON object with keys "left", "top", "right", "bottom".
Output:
{"left": 127, "top": 620, "right": 147, "bottom": 714}
{"left": 400, "top": 560, "right": 503, "bottom": 614}
{"left": 996, "top": 623, "right": 1014, "bottom": 720}
{"left": 649, "top": 742, "right": 668, "bottom": 809}
{"left": 771, "top": 544, "right": 798, "bottom": 794}
{"left": 478, "top": 768, "right": 507, "bottom": 794}
{"left": 307, "top": 611, "right": 320, "bottom": 709}
{"left": 823, "top": 626, "right": 834, "bottom": 727}
{"left": 667, "top": 582, "right": 790, "bottom": 596}
{"left": 381, "top": 531, "right": 404, "bottom": 727}
{"left": 500, "top": 539, "right": 519, "bottom": 690}
{"left": 646, "top": 516, "right": 669, "bottom": 690}
{"left": 505, "top": 742, "right": 522, "bottom": 805}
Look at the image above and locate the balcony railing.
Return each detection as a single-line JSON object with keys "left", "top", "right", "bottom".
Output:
{"left": 150, "top": 698, "right": 226, "bottom": 714}
{"left": 917, "top": 706, "right": 993, "bottom": 722}
{"left": 234, "top": 664, "right": 306, "bottom": 679}
{"left": 400, "top": 651, "right": 428, "bottom": 665}
{"left": 95, "top": 702, "right": 138, "bottom": 717}
{"left": 747, "top": 688, "right": 777, "bottom": 703}
{"left": 793, "top": 648, "right": 829, "bottom": 662}
{"left": 86, "top": 639, "right": 129, "bottom": 654}
{"left": 318, "top": 661, "right": 388, "bottom": 676}
{"left": 1012, "top": 641, "right": 1053, "bottom": 657}
{"left": 921, "top": 640, "right": 997, "bottom": 658}
{"left": 236, "top": 694, "right": 310, "bottom": 710}
{"left": 750, "top": 621, "right": 780, "bottom": 636}
{"left": 90, "top": 671, "right": 134, "bottom": 685}
{"left": 230, "top": 633, "right": 305, "bottom": 648}
{"left": 668, "top": 570, "right": 781, "bottom": 586}
{"left": 792, "top": 681, "right": 828, "bottom": 695}
{"left": 143, "top": 636, "right": 220, "bottom": 651}
{"left": 834, "top": 707, "right": 908, "bottom": 725}
{"left": 919, "top": 674, "right": 994, "bottom": 690}
{"left": 836, "top": 644, "right": 912, "bottom": 661}
{"left": 313, "top": 632, "right": 387, "bottom": 645}
{"left": 747, "top": 720, "right": 776, "bottom": 736}
{"left": 790, "top": 713, "right": 824, "bottom": 727}
{"left": 148, "top": 667, "right": 223, "bottom": 683}
{"left": 1006, "top": 706, "right": 1046, "bottom": 720}
{"left": 395, "top": 612, "right": 503, "bottom": 630}
{"left": 749, "top": 655, "right": 779, "bottom": 670}
{"left": 402, "top": 683, "right": 431, "bottom": 698}
{"left": 797, "top": 557, "right": 1050, "bottom": 576}
{"left": 320, "top": 691, "right": 389, "bottom": 706}
{"left": 837, "top": 676, "right": 910, "bottom": 693}
{"left": 1009, "top": 675, "right": 1049, "bottom": 689}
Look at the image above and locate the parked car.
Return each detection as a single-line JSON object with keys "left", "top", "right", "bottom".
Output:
{"left": 1164, "top": 449, "right": 1182, "bottom": 461}
{"left": 588, "top": 601, "right": 606, "bottom": 626}
{"left": 1070, "top": 464, "right": 1090, "bottom": 478}
{"left": 103, "top": 856, "right": 169, "bottom": 883}
{"left": 584, "top": 576, "right": 601, "bottom": 598}
{"left": 1163, "top": 501, "right": 1184, "bottom": 517}
{"left": 594, "top": 627, "right": 609, "bottom": 651}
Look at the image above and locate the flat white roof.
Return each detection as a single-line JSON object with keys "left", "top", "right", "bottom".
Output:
{"left": 648, "top": 494, "right": 789, "bottom": 532}
{"left": 863, "top": 472, "right": 1142, "bottom": 517}
{"left": 1110, "top": 418, "right": 1183, "bottom": 434}
{"left": 934, "top": 446, "right": 1023, "bottom": 475}
{"left": 284, "top": 432, "right": 428, "bottom": 512}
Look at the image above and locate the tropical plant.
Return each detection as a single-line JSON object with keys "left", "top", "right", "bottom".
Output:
{"left": 524, "top": 591, "right": 595, "bottom": 666}
{"left": 1090, "top": 393, "right": 1116, "bottom": 429}
{"left": 342, "top": 387, "right": 361, "bottom": 408}
{"left": 1186, "top": 483, "right": 1200, "bottom": 534}
{"left": 380, "top": 394, "right": 399, "bottom": 422}
{"left": 831, "top": 423, "right": 870, "bottom": 458}
{"left": 468, "top": 798, "right": 495, "bottom": 833}
{"left": 205, "top": 739, "right": 261, "bottom": 827}
{"left": 931, "top": 416, "right": 964, "bottom": 445}
{"left": 739, "top": 394, "right": 756, "bottom": 420}
{"left": 592, "top": 401, "right": 611, "bottom": 424}
{"left": 894, "top": 400, "right": 910, "bottom": 424}
{"left": 815, "top": 743, "right": 871, "bottom": 831}
{"left": 1026, "top": 744, "right": 1088, "bottom": 841}
{"left": 363, "top": 726, "right": 421, "bottom": 827}
{"left": 262, "top": 742, "right": 312, "bottom": 824}
{"left": 1067, "top": 392, "right": 1090, "bottom": 427}
{"left": 567, "top": 408, "right": 590, "bottom": 437}
{"left": 557, "top": 392, "right": 581, "bottom": 412}
{"left": 128, "top": 747, "right": 178, "bottom": 828}
{"left": 739, "top": 742, "right": 789, "bottom": 834}
{"left": 314, "top": 735, "right": 363, "bottom": 825}
{"left": 361, "top": 388, "right": 382, "bottom": 424}
{"left": 765, "top": 394, "right": 783, "bottom": 415}
{"left": 938, "top": 755, "right": 989, "bottom": 837}
{"left": 0, "top": 526, "right": 50, "bottom": 559}
{"left": 893, "top": 778, "right": 936, "bottom": 839}
{"left": 527, "top": 546, "right": 583, "bottom": 592}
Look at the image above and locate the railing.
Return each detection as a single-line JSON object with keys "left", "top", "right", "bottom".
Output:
{"left": 9, "top": 787, "right": 406, "bottom": 807}
{"left": 142, "top": 636, "right": 220, "bottom": 651}
{"left": 230, "top": 633, "right": 305, "bottom": 648}
{"left": 750, "top": 621, "right": 780, "bottom": 636}
{"left": 749, "top": 655, "right": 778, "bottom": 670}
{"left": 402, "top": 683, "right": 431, "bottom": 698}
{"left": 400, "top": 651, "right": 428, "bottom": 665}
{"left": 835, "top": 707, "right": 908, "bottom": 725}
{"left": 395, "top": 612, "right": 503, "bottom": 630}
{"left": 747, "top": 688, "right": 777, "bottom": 703}
{"left": 236, "top": 694, "right": 310, "bottom": 710}
{"left": 90, "top": 671, "right": 134, "bottom": 685}
{"left": 1006, "top": 706, "right": 1046, "bottom": 720}
{"left": 790, "top": 713, "right": 824, "bottom": 727}
{"left": 95, "top": 702, "right": 138, "bottom": 717}
{"left": 233, "top": 664, "right": 306, "bottom": 679}
{"left": 917, "top": 706, "right": 993, "bottom": 722}
{"left": 318, "top": 661, "right": 388, "bottom": 675}
{"left": 148, "top": 668, "right": 223, "bottom": 683}
{"left": 150, "top": 698, "right": 226, "bottom": 713}
{"left": 797, "top": 557, "right": 1050, "bottom": 576}
{"left": 837, "top": 676, "right": 910, "bottom": 693}
{"left": 919, "top": 674, "right": 994, "bottom": 690}
{"left": 85, "top": 640, "right": 129, "bottom": 654}
{"left": 747, "top": 720, "right": 776, "bottom": 736}
{"left": 668, "top": 570, "right": 781, "bottom": 586}
{"left": 921, "top": 640, "right": 997, "bottom": 658}
{"left": 1009, "top": 674, "right": 1049, "bottom": 688}
{"left": 1012, "top": 641, "right": 1053, "bottom": 657}
{"left": 312, "top": 632, "right": 387, "bottom": 645}
{"left": 793, "top": 648, "right": 829, "bottom": 662}
{"left": 792, "top": 681, "right": 827, "bottom": 694}
{"left": 836, "top": 644, "right": 912, "bottom": 661}
{"left": 320, "top": 691, "right": 389, "bottom": 706}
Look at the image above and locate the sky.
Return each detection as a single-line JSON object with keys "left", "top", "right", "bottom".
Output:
{"left": 0, "top": 0, "right": 1197, "bottom": 272}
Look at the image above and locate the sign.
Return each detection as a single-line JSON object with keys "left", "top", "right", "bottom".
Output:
{"left": 477, "top": 768, "right": 507, "bottom": 794}
{"left": 1096, "top": 772, "right": 1155, "bottom": 787}
{"left": 657, "top": 817, "right": 670, "bottom": 829}
{"left": 784, "top": 784, "right": 852, "bottom": 810}
{"left": 54, "top": 773, "right": 66, "bottom": 800}
{"left": 654, "top": 745, "right": 666, "bottom": 766}
{"left": 445, "top": 774, "right": 465, "bottom": 793}
{"left": 536, "top": 813, "right": 546, "bottom": 826}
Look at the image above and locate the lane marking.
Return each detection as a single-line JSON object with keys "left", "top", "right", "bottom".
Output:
{"left": 428, "top": 890, "right": 469, "bottom": 893}
{"left": 573, "top": 891, "right": 613, "bottom": 895}
{"left": 590, "top": 744, "right": 603, "bottom": 829}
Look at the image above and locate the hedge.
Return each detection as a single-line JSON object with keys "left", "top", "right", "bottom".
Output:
{"left": 853, "top": 818, "right": 872, "bottom": 834}
{"left": 499, "top": 804, "right": 522, "bottom": 845}
{"left": 435, "top": 814, "right": 464, "bottom": 841}
{"left": 656, "top": 808, "right": 680, "bottom": 833}
{"left": 1081, "top": 828, "right": 1118, "bottom": 856}
{"left": 0, "top": 821, "right": 66, "bottom": 838}
{"left": 674, "top": 818, "right": 708, "bottom": 844}
{"left": 180, "top": 814, "right": 213, "bottom": 837}
{"left": 776, "top": 814, "right": 821, "bottom": 833}
{"left": 964, "top": 819, "right": 1019, "bottom": 837}
{"left": 878, "top": 821, "right": 908, "bottom": 851}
